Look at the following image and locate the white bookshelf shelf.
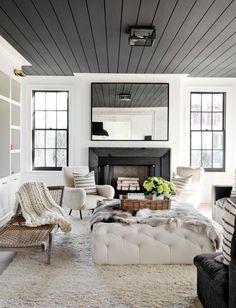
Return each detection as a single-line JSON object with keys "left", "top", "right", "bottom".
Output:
{"left": 11, "top": 125, "right": 20, "bottom": 130}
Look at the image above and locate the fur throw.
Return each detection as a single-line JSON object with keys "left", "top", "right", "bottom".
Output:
{"left": 91, "top": 201, "right": 220, "bottom": 249}
{"left": 16, "top": 182, "right": 71, "bottom": 232}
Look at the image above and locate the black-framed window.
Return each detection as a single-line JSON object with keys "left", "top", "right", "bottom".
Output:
{"left": 32, "top": 91, "right": 69, "bottom": 170}
{"left": 190, "top": 92, "right": 225, "bottom": 172}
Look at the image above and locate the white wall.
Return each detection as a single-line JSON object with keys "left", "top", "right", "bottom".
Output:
{"left": 21, "top": 73, "right": 236, "bottom": 202}
{"left": 182, "top": 77, "right": 236, "bottom": 201}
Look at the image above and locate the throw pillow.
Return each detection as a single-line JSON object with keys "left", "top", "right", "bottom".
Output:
{"left": 172, "top": 174, "right": 192, "bottom": 191}
{"left": 73, "top": 171, "right": 97, "bottom": 194}
{"left": 231, "top": 170, "right": 236, "bottom": 197}
{"left": 215, "top": 197, "right": 228, "bottom": 209}
{"left": 215, "top": 198, "right": 236, "bottom": 265}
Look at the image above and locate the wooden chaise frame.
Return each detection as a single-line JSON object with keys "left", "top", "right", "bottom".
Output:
{"left": 0, "top": 186, "right": 64, "bottom": 264}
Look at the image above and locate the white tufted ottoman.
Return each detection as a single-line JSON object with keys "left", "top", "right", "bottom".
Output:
{"left": 91, "top": 223, "right": 215, "bottom": 264}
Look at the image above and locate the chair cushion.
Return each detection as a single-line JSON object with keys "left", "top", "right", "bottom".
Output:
{"left": 215, "top": 198, "right": 236, "bottom": 265}
{"left": 73, "top": 171, "right": 97, "bottom": 194}
{"left": 85, "top": 194, "right": 106, "bottom": 210}
{"left": 194, "top": 253, "right": 229, "bottom": 303}
{"left": 231, "top": 170, "right": 236, "bottom": 198}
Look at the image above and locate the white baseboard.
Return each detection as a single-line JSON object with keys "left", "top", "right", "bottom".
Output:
{"left": 0, "top": 211, "right": 13, "bottom": 227}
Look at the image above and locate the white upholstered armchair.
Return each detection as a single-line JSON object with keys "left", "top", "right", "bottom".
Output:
{"left": 174, "top": 166, "right": 204, "bottom": 208}
{"left": 62, "top": 166, "right": 115, "bottom": 219}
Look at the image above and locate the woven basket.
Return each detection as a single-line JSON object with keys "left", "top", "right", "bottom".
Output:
{"left": 121, "top": 198, "right": 171, "bottom": 213}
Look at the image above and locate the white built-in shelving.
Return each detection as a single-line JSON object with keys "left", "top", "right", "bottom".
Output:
{"left": 0, "top": 70, "right": 21, "bottom": 178}
{"left": 0, "top": 70, "right": 21, "bottom": 222}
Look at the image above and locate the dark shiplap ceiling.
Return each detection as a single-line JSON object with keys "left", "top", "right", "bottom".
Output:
{"left": 92, "top": 83, "right": 168, "bottom": 107}
{"left": 0, "top": 0, "right": 236, "bottom": 77}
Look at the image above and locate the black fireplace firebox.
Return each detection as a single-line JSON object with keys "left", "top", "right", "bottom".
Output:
{"left": 89, "top": 148, "right": 171, "bottom": 197}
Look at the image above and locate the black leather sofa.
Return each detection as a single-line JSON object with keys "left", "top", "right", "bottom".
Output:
{"left": 194, "top": 219, "right": 236, "bottom": 308}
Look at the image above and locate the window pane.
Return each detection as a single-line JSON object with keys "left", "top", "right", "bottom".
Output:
{"left": 46, "top": 130, "right": 55, "bottom": 148}
{"left": 57, "top": 111, "right": 67, "bottom": 128}
{"left": 46, "top": 92, "right": 56, "bottom": 110}
{"left": 213, "top": 150, "right": 223, "bottom": 168}
{"left": 191, "top": 150, "right": 201, "bottom": 167}
{"left": 202, "top": 132, "right": 212, "bottom": 149}
{"left": 57, "top": 149, "right": 67, "bottom": 167}
{"left": 46, "top": 111, "right": 56, "bottom": 129}
{"left": 46, "top": 149, "right": 56, "bottom": 167}
{"left": 57, "top": 92, "right": 68, "bottom": 110}
{"left": 34, "top": 149, "right": 45, "bottom": 167}
{"left": 202, "top": 113, "right": 211, "bottom": 130}
{"left": 57, "top": 131, "right": 67, "bottom": 148}
{"left": 213, "top": 132, "right": 223, "bottom": 149}
{"left": 213, "top": 94, "right": 223, "bottom": 111}
{"left": 35, "top": 111, "right": 45, "bottom": 128}
{"left": 213, "top": 113, "right": 223, "bottom": 130}
{"left": 202, "top": 151, "right": 212, "bottom": 168}
{"left": 35, "top": 130, "right": 45, "bottom": 148}
{"left": 191, "top": 94, "right": 201, "bottom": 111}
{"left": 191, "top": 132, "right": 201, "bottom": 149}
{"left": 191, "top": 113, "right": 201, "bottom": 130}
{"left": 34, "top": 92, "right": 45, "bottom": 110}
{"left": 202, "top": 94, "right": 212, "bottom": 111}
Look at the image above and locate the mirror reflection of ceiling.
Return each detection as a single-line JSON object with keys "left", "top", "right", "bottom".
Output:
{"left": 0, "top": 0, "right": 236, "bottom": 77}
{"left": 92, "top": 83, "right": 168, "bottom": 108}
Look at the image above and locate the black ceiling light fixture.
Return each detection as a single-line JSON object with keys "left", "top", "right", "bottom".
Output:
{"left": 128, "top": 26, "right": 156, "bottom": 47}
{"left": 119, "top": 93, "right": 131, "bottom": 102}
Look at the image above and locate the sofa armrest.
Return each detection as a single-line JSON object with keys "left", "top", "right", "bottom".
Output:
{"left": 96, "top": 185, "right": 115, "bottom": 199}
{"left": 212, "top": 185, "right": 232, "bottom": 204}
{"left": 63, "top": 187, "right": 87, "bottom": 210}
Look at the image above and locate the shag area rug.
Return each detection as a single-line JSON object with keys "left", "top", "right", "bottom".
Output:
{"left": 0, "top": 212, "right": 203, "bottom": 308}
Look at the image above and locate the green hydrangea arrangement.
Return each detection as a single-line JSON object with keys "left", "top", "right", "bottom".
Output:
{"left": 143, "top": 176, "right": 176, "bottom": 197}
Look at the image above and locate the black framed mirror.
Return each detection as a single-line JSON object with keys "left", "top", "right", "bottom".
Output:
{"left": 91, "top": 83, "right": 169, "bottom": 141}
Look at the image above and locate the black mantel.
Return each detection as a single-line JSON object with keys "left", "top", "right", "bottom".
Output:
{"left": 89, "top": 148, "right": 171, "bottom": 189}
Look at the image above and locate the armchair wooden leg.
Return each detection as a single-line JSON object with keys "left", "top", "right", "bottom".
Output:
{"left": 47, "top": 233, "right": 53, "bottom": 265}
{"left": 80, "top": 210, "right": 83, "bottom": 220}
{"left": 69, "top": 209, "right": 72, "bottom": 216}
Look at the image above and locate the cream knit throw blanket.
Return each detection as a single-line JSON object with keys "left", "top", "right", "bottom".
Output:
{"left": 16, "top": 182, "right": 71, "bottom": 232}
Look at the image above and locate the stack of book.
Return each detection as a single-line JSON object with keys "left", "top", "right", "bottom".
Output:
{"left": 117, "top": 177, "right": 140, "bottom": 191}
